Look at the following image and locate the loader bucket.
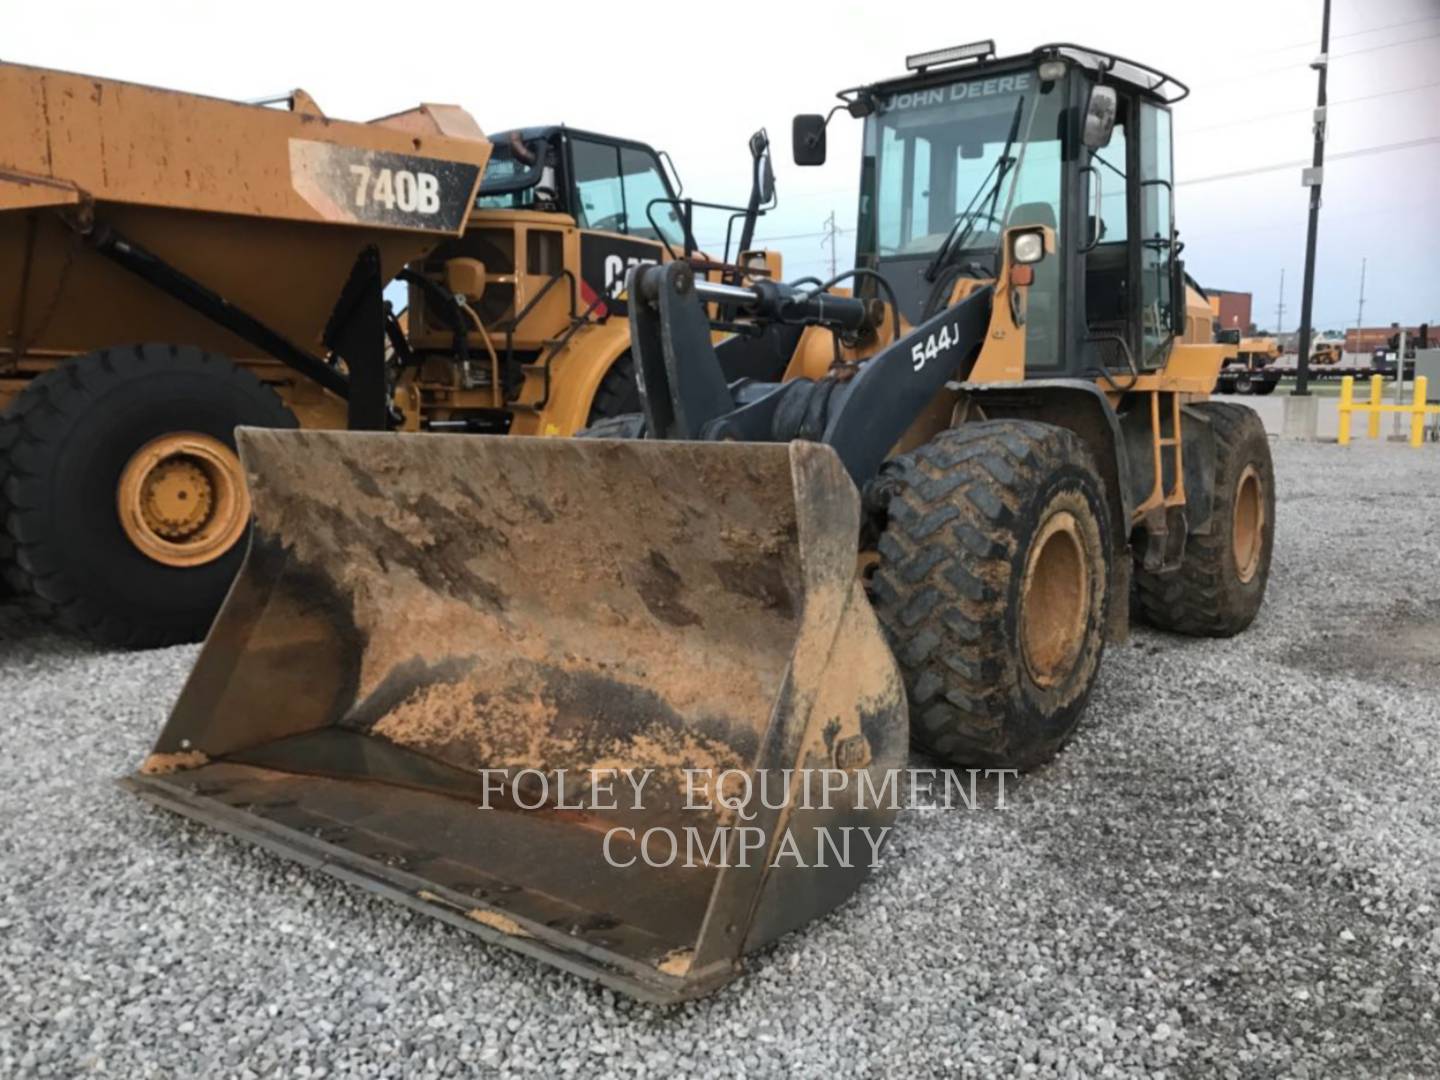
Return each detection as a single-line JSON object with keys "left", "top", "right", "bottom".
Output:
{"left": 123, "top": 429, "right": 907, "bottom": 1002}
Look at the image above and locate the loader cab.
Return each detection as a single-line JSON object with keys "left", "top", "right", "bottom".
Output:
{"left": 820, "top": 43, "right": 1186, "bottom": 381}
{"left": 478, "top": 125, "right": 689, "bottom": 304}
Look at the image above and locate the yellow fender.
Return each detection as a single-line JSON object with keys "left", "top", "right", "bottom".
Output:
{"left": 508, "top": 319, "right": 635, "bottom": 436}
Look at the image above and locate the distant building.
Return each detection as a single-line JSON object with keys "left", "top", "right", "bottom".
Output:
{"left": 1206, "top": 289, "right": 1253, "bottom": 334}
{"left": 1345, "top": 324, "right": 1431, "bottom": 354}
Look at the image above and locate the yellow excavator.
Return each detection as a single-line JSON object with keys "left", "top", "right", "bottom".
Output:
{"left": 127, "top": 42, "right": 1274, "bottom": 1002}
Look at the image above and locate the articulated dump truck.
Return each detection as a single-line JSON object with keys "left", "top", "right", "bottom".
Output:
{"left": 0, "top": 61, "right": 784, "bottom": 646}
{"left": 126, "top": 42, "right": 1275, "bottom": 1001}
{"left": 0, "top": 61, "right": 491, "bottom": 644}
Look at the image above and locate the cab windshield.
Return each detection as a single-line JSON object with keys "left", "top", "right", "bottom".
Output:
{"left": 857, "top": 67, "right": 1065, "bottom": 261}
{"left": 475, "top": 139, "right": 544, "bottom": 210}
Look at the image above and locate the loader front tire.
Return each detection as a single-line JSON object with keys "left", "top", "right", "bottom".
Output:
{"left": 1134, "top": 401, "right": 1273, "bottom": 637}
{"left": 586, "top": 352, "right": 641, "bottom": 425}
{"left": 0, "top": 344, "right": 297, "bottom": 647}
{"left": 869, "top": 421, "right": 1111, "bottom": 770}
{"left": 575, "top": 412, "right": 648, "bottom": 439}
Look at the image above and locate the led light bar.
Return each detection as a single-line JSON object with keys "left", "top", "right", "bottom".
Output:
{"left": 905, "top": 40, "right": 996, "bottom": 72}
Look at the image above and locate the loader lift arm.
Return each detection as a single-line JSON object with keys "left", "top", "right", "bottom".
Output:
{"left": 628, "top": 261, "right": 993, "bottom": 488}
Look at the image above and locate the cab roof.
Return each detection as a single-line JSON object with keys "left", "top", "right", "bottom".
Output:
{"left": 851, "top": 41, "right": 1188, "bottom": 107}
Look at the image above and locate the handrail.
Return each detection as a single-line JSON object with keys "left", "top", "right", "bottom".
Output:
{"left": 498, "top": 269, "right": 577, "bottom": 397}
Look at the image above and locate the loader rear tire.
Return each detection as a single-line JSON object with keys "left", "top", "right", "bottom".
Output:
{"left": 869, "top": 421, "right": 1111, "bottom": 770}
{"left": 0, "top": 344, "right": 297, "bottom": 647}
{"left": 1134, "top": 401, "right": 1273, "bottom": 637}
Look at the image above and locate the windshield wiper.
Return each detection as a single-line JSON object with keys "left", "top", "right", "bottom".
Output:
{"left": 923, "top": 95, "right": 1026, "bottom": 283}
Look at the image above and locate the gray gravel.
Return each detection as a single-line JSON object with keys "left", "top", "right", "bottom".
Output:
{"left": 2, "top": 435, "right": 1438, "bottom": 1078}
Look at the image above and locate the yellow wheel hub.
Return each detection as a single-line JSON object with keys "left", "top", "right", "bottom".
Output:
{"left": 1232, "top": 464, "right": 1265, "bottom": 584}
{"left": 117, "top": 433, "right": 249, "bottom": 568}
{"left": 1020, "top": 510, "right": 1091, "bottom": 689}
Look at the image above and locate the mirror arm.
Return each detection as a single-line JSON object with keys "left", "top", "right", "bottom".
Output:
{"left": 657, "top": 149, "right": 684, "bottom": 197}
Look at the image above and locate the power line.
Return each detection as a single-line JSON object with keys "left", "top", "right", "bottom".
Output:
{"left": 1177, "top": 134, "right": 1440, "bottom": 187}
{"left": 1195, "top": 30, "right": 1440, "bottom": 88}
{"left": 697, "top": 226, "right": 853, "bottom": 247}
{"left": 1185, "top": 78, "right": 1440, "bottom": 134}
{"left": 1236, "top": 12, "right": 1440, "bottom": 58}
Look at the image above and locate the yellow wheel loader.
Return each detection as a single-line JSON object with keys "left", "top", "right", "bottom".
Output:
{"left": 126, "top": 42, "right": 1275, "bottom": 1001}
{"left": 0, "top": 60, "right": 780, "bottom": 646}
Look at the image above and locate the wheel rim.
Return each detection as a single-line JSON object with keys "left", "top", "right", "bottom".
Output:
{"left": 1232, "top": 464, "right": 1265, "bottom": 584}
{"left": 1020, "top": 510, "right": 1090, "bottom": 688}
{"left": 117, "top": 433, "right": 249, "bottom": 568}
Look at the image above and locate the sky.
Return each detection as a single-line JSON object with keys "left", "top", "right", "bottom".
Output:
{"left": 6, "top": 0, "right": 1437, "bottom": 332}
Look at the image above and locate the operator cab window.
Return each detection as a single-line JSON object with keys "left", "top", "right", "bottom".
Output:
{"left": 572, "top": 138, "right": 628, "bottom": 234}
{"left": 619, "top": 147, "right": 684, "bottom": 246}
{"left": 570, "top": 138, "right": 684, "bottom": 248}
{"left": 1083, "top": 109, "right": 1132, "bottom": 342}
{"left": 858, "top": 69, "right": 1066, "bottom": 367}
{"left": 1138, "top": 103, "right": 1176, "bottom": 366}
{"left": 475, "top": 137, "right": 548, "bottom": 211}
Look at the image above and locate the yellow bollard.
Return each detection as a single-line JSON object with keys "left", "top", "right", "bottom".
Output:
{"left": 1411, "top": 376, "right": 1428, "bottom": 448}
{"left": 1338, "top": 376, "right": 1354, "bottom": 446}
{"left": 1368, "top": 374, "right": 1384, "bottom": 440}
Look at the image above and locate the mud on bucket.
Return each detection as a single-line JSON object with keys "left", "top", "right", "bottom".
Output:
{"left": 123, "top": 428, "right": 907, "bottom": 1002}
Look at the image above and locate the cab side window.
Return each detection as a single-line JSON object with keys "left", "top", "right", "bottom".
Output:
{"left": 1138, "top": 103, "right": 1175, "bottom": 364}
{"left": 1090, "top": 119, "right": 1128, "bottom": 244}
{"left": 619, "top": 147, "right": 683, "bottom": 247}
{"left": 570, "top": 138, "right": 682, "bottom": 246}
{"left": 571, "top": 138, "right": 627, "bottom": 233}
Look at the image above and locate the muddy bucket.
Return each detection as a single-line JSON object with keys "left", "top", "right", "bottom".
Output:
{"left": 122, "top": 429, "right": 906, "bottom": 1001}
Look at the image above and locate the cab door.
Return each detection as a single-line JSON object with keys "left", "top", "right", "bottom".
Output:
{"left": 568, "top": 135, "right": 680, "bottom": 315}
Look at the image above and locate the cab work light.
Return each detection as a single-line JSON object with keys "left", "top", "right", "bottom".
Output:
{"left": 905, "top": 40, "right": 996, "bottom": 72}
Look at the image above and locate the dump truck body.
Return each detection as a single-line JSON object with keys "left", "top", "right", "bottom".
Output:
{"left": 1, "top": 61, "right": 489, "bottom": 414}
{"left": 0, "top": 61, "right": 490, "bottom": 645}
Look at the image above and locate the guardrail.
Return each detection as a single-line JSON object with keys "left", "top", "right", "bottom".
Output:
{"left": 1338, "top": 375, "right": 1439, "bottom": 447}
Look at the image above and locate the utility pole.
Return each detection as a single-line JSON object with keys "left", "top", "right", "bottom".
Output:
{"left": 1294, "top": 0, "right": 1332, "bottom": 397}
{"left": 1275, "top": 269, "right": 1286, "bottom": 335}
{"left": 820, "top": 211, "right": 839, "bottom": 280}
{"left": 1353, "top": 257, "right": 1366, "bottom": 353}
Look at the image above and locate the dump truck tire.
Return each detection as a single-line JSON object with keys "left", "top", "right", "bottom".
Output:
{"left": 1135, "top": 402, "right": 1273, "bottom": 637}
{"left": 869, "top": 421, "right": 1111, "bottom": 770}
{"left": 0, "top": 344, "right": 297, "bottom": 647}
{"left": 586, "top": 352, "right": 641, "bottom": 424}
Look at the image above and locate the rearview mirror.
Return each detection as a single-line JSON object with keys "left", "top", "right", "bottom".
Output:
{"left": 792, "top": 114, "right": 827, "bottom": 166}
{"left": 1083, "top": 85, "right": 1118, "bottom": 149}
{"left": 750, "top": 129, "right": 775, "bottom": 204}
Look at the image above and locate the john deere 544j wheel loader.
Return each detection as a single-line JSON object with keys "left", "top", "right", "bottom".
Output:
{"left": 126, "top": 42, "right": 1274, "bottom": 1002}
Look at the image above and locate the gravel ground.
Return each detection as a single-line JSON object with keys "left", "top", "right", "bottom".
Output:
{"left": 2, "top": 436, "right": 1437, "bottom": 1078}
